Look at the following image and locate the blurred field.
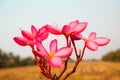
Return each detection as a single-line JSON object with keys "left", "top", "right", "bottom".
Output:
{"left": 0, "top": 61, "right": 120, "bottom": 80}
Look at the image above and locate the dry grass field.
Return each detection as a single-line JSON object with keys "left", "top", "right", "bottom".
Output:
{"left": 0, "top": 61, "right": 120, "bottom": 80}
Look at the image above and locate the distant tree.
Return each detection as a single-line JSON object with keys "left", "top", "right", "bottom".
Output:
{"left": 102, "top": 49, "right": 120, "bottom": 62}
{"left": 0, "top": 49, "right": 36, "bottom": 68}
{"left": 0, "top": 49, "right": 5, "bottom": 68}
{"left": 20, "top": 57, "right": 36, "bottom": 66}
{"left": 14, "top": 55, "right": 21, "bottom": 66}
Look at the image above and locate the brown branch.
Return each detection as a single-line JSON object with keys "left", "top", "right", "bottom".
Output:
{"left": 34, "top": 56, "right": 44, "bottom": 72}
{"left": 33, "top": 51, "right": 50, "bottom": 79}
{"left": 48, "top": 66, "right": 51, "bottom": 80}
{"left": 41, "top": 71, "right": 53, "bottom": 79}
{"left": 56, "top": 36, "right": 70, "bottom": 80}
{"left": 63, "top": 45, "right": 86, "bottom": 80}
{"left": 71, "top": 39, "right": 79, "bottom": 59}
{"left": 57, "top": 57, "right": 69, "bottom": 80}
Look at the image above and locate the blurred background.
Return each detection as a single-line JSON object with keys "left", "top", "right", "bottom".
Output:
{"left": 0, "top": 0, "right": 120, "bottom": 80}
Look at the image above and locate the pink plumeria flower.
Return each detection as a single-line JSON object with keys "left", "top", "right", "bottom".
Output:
{"left": 36, "top": 39, "right": 73, "bottom": 68}
{"left": 13, "top": 25, "right": 49, "bottom": 47}
{"left": 45, "top": 20, "right": 87, "bottom": 40}
{"left": 62, "top": 20, "right": 87, "bottom": 40}
{"left": 83, "top": 32, "right": 110, "bottom": 51}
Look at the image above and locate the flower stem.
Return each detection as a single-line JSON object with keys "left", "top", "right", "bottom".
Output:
{"left": 71, "top": 39, "right": 79, "bottom": 59}
{"left": 57, "top": 36, "right": 70, "bottom": 80}
{"left": 48, "top": 66, "right": 51, "bottom": 80}
{"left": 63, "top": 45, "right": 86, "bottom": 80}
{"left": 57, "top": 57, "right": 69, "bottom": 80}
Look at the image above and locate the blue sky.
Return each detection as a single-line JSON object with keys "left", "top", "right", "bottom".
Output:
{"left": 0, "top": 0, "right": 120, "bottom": 60}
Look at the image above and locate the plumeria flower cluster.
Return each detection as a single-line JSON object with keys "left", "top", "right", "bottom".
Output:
{"left": 13, "top": 20, "right": 110, "bottom": 80}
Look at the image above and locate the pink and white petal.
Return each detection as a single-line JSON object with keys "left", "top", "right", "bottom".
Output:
{"left": 48, "top": 57, "right": 62, "bottom": 68}
{"left": 69, "top": 20, "right": 79, "bottom": 29}
{"left": 38, "top": 29, "right": 49, "bottom": 41}
{"left": 38, "top": 25, "right": 48, "bottom": 35}
{"left": 88, "top": 32, "right": 96, "bottom": 40}
{"left": 62, "top": 25, "right": 71, "bottom": 35}
{"left": 35, "top": 39, "right": 48, "bottom": 58}
{"left": 56, "top": 47, "right": 72, "bottom": 58}
{"left": 31, "top": 25, "right": 37, "bottom": 37}
{"left": 21, "top": 30, "right": 34, "bottom": 40}
{"left": 38, "top": 26, "right": 49, "bottom": 41}
{"left": 86, "top": 41, "right": 98, "bottom": 51}
{"left": 72, "top": 22, "right": 87, "bottom": 33}
{"left": 45, "top": 24, "right": 61, "bottom": 35}
{"left": 13, "top": 37, "right": 29, "bottom": 46}
{"left": 39, "top": 31, "right": 49, "bottom": 41}
{"left": 50, "top": 39, "right": 58, "bottom": 53}
{"left": 94, "top": 37, "right": 110, "bottom": 46}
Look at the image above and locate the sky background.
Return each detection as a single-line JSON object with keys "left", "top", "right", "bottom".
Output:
{"left": 0, "top": 0, "right": 120, "bottom": 60}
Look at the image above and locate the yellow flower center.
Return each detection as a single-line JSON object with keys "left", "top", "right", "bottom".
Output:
{"left": 86, "top": 39, "right": 92, "bottom": 42}
{"left": 66, "top": 30, "right": 72, "bottom": 36}
{"left": 49, "top": 53, "right": 55, "bottom": 58}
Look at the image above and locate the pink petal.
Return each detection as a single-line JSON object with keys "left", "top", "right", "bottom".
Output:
{"left": 70, "top": 32, "right": 83, "bottom": 40}
{"left": 88, "top": 32, "right": 96, "bottom": 40}
{"left": 36, "top": 39, "right": 48, "bottom": 58}
{"left": 39, "top": 31, "right": 49, "bottom": 41}
{"left": 48, "top": 57, "right": 62, "bottom": 68}
{"left": 21, "top": 30, "right": 34, "bottom": 40}
{"left": 50, "top": 39, "right": 58, "bottom": 53}
{"left": 13, "top": 37, "right": 29, "bottom": 46}
{"left": 69, "top": 20, "right": 79, "bottom": 29}
{"left": 56, "top": 47, "right": 72, "bottom": 58}
{"left": 31, "top": 25, "right": 37, "bottom": 37}
{"left": 72, "top": 22, "right": 87, "bottom": 33}
{"left": 62, "top": 25, "right": 71, "bottom": 36}
{"left": 86, "top": 41, "right": 98, "bottom": 51}
{"left": 38, "top": 25, "right": 48, "bottom": 34}
{"left": 38, "top": 26, "right": 49, "bottom": 41}
{"left": 45, "top": 24, "right": 61, "bottom": 35}
{"left": 94, "top": 37, "right": 110, "bottom": 46}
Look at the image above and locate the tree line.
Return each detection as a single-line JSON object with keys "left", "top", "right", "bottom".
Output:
{"left": 0, "top": 48, "right": 120, "bottom": 68}
{"left": 0, "top": 49, "right": 36, "bottom": 68}
{"left": 102, "top": 48, "right": 120, "bottom": 62}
